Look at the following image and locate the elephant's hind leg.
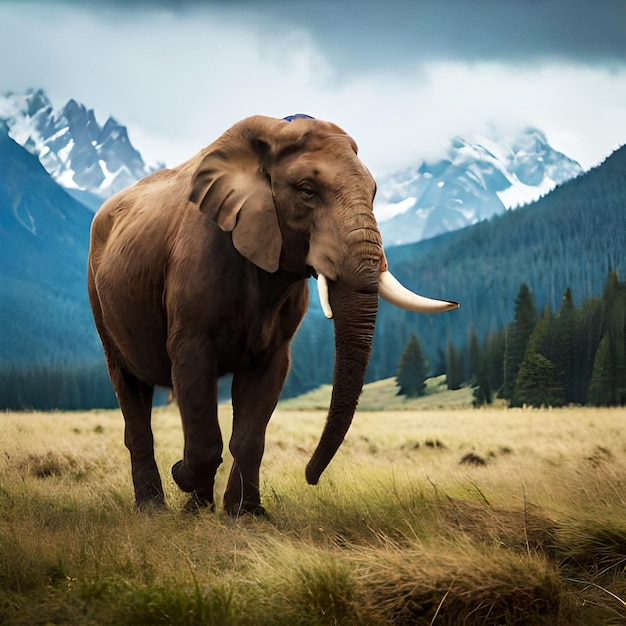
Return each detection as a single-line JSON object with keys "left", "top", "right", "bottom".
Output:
{"left": 113, "top": 367, "right": 164, "bottom": 509}
{"left": 88, "top": 273, "right": 164, "bottom": 509}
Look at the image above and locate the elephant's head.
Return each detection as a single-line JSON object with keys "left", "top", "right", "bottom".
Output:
{"left": 190, "top": 115, "right": 458, "bottom": 484}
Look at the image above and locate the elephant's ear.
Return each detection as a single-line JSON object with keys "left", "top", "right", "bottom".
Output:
{"left": 189, "top": 116, "right": 284, "bottom": 273}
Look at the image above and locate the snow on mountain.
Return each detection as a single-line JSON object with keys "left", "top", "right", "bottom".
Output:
{"left": 375, "top": 127, "right": 583, "bottom": 246}
{"left": 0, "top": 88, "right": 157, "bottom": 207}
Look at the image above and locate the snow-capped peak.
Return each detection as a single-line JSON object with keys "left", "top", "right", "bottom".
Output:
{"left": 0, "top": 88, "right": 157, "bottom": 205}
{"left": 375, "top": 126, "right": 583, "bottom": 246}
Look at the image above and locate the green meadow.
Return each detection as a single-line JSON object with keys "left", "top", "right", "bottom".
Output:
{"left": 1, "top": 380, "right": 624, "bottom": 625}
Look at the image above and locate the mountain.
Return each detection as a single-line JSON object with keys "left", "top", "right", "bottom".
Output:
{"left": 284, "top": 144, "right": 626, "bottom": 397}
{"left": 375, "top": 127, "right": 583, "bottom": 246}
{"left": 1, "top": 88, "right": 582, "bottom": 238}
{"left": 0, "top": 123, "right": 116, "bottom": 409}
{"left": 0, "top": 88, "right": 155, "bottom": 209}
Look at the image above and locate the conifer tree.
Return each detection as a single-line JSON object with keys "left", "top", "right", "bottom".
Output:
{"left": 396, "top": 332, "right": 428, "bottom": 397}
{"left": 515, "top": 351, "right": 564, "bottom": 407}
{"left": 515, "top": 312, "right": 564, "bottom": 407}
{"left": 551, "top": 288, "right": 577, "bottom": 403}
{"left": 589, "top": 272, "right": 626, "bottom": 405}
{"left": 575, "top": 297, "right": 606, "bottom": 404}
{"left": 588, "top": 335, "right": 613, "bottom": 405}
{"left": 472, "top": 347, "right": 492, "bottom": 406}
{"left": 501, "top": 283, "right": 538, "bottom": 401}
{"left": 468, "top": 324, "right": 480, "bottom": 384}
{"left": 472, "top": 329, "right": 505, "bottom": 406}
{"left": 446, "top": 335, "right": 462, "bottom": 390}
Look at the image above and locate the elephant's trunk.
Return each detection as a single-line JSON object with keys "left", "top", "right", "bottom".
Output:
{"left": 305, "top": 271, "right": 378, "bottom": 485}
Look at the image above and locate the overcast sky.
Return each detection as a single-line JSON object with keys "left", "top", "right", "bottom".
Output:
{"left": 1, "top": 0, "right": 625, "bottom": 173}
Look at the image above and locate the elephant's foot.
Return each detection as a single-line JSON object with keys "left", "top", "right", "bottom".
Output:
{"left": 224, "top": 491, "right": 268, "bottom": 518}
{"left": 171, "top": 459, "right": 217, "bottom": 502}
{"left": 226, "top": 501, "right": 269, "bottom": 518}
{"left": 133, "top": 470, "right": 166, "bottom": 511}
{"left": 182, "top": 491, "right": 216, "bottom": 514}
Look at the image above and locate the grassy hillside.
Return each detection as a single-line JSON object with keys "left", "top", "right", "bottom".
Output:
{"left": 279, "top": 375, "right": 475, "bottom": 411}
{"left": 1, "top": 404, "right": 624, "bottom": 624}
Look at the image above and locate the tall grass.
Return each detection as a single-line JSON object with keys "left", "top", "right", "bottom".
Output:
{"left": 0, "top": 404, "right": 624, "bottom": 624}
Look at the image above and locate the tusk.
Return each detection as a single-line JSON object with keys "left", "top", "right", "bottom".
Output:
{"left": 379, "top": 270, "right": 459, "bottom": 313}
{"left": 316, "top": 274, "right": 333, "bottom": 319}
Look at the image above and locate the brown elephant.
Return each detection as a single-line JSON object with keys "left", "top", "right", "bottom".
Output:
{"left": 87, "top": 114, "right": 458, "bottom": 516}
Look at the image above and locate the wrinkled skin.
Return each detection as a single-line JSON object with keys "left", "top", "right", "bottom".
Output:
{"left": 87, "top": 115, "right": 456, "bottom": 516}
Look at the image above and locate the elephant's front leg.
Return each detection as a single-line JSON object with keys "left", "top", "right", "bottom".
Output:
{"left": 226, "top": 344, "right": 290, "bottom": 517}
{"left": 170, "top": 345, "right": 223, "bottom": 510}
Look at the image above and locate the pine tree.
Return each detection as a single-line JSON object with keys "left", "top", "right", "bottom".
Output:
{"left": 515, "top": 350, "right": 564, "bottom": 407}
{"left": 588, "top": 335, "right": 613, "bottom": 405}
{"left": 468, "top": 324, "right": 480, "bottom": 384}
{"left": 514, "top": 312, "right": 564, "bottom": 407}
{"left": 396, "top": 332, "right": 428, "bottom": 397}
{"left": 472, "top": 329, "right": 506, "bottom": 406}
{"left": 472, "top": 347, "right": 492, "bottom": 406}
{"left": 550, "top": 288, "right": 577, "bottom": 403}
{"left": 576, "top": 297, "right": 606, "bottom": 404}
{"left": 589, "top": 272, "right": 626, "bottom": 405}
{"left": 501, "top": 283, "right": 538, "bottom": 401}
{"left": 446, "top": 335, "right": 462, "bottom": 390}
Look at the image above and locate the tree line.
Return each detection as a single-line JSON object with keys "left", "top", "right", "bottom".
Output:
{"left": 0, "top": 361, "right": 117, "bottom": 411}
{"left": 396, "top": 272, "right": 626, "bottom": 407}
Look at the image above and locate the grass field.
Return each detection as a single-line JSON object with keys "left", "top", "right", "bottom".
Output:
{"left": 0, "top": 380, "right": 625, "bottom": 624}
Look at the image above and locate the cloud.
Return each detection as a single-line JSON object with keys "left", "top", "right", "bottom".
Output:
{"left": 1, "top": 0, "right": 625, "bottom": 173}
{"left": 0, "top": 3, "right": 329, "bottom": 153}
{"left": 41, "top": 0, "right": 626, "bottom": 68}
{"left": 298, "top": 61, "right": 626, "bottom": 173}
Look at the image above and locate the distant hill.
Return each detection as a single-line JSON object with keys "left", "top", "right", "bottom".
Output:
{"left": 0, "top": 124, "right": 115, "bottom": 409}
{"left": 285, "top": 144, "right": 626, "bottom": 396}
{"left": 278, "top": 376, "right": 474, "bottom": 411}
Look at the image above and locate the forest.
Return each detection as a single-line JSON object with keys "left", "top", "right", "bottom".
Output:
{"left": 0, "top": 128, "right": 116, "bottom": 409}
{"left": 396, "top": 272, "right": 626, "bottom": 408}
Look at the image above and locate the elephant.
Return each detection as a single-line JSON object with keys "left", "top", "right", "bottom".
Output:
{"left": 87, "top": 114, "right": 458, "bottom": 516}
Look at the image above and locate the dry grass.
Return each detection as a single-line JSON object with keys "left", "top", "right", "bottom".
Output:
{"left": 0, "top": 389, "right": 625, "bottom": 624}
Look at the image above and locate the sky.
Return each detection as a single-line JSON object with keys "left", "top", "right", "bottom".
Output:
{"left": 1, "top": 0, "right": 625, "bottom": 174}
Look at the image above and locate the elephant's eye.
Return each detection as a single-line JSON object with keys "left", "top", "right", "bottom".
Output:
{"left": 294, "top": 180, "right": 317, "bottom": 200}
{"left": 298, "top": 187, "right": 316, "bottom": 200}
